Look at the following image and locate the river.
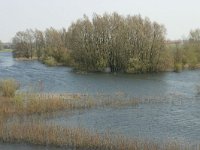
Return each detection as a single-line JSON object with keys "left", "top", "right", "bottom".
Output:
{"left": 0, "top": 52, "right": 200, "bottom": 149}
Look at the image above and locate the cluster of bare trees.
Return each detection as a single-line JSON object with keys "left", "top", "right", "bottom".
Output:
{"left": 12, "top": 28, "right": 70, "bottom": 65}
{"left": 173, "top": 29, "right": 200, "bottom": 71}
{"left": 12, "top": 13, "right": 168, "bottom": 73}
{"left": 186, "top": 29, "right": 200, "bottom": 64}
{"left": 67, "top": 13, "right": 166, "bottom": 73}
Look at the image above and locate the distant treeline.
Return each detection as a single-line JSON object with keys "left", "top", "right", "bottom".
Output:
{"left": 0, "top": 41, "right": 13, "bottom": 50}
{"left": 12, "top": 13, "right": 200, "bottom": 73}
{"left": 12, "top": 28, "right": 70, "bottom": 66}
{"left": 0, "top": 40, "right": 3, "bottom": 50}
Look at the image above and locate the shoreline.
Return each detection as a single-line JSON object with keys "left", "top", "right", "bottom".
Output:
{"left": 13, "top": 56, "right": 200, "bottom": 74}
{"left": 0, "top": 49, "right": 13, "bottom": 53}
{"left": 15, "top": 57, "right": 38, "bottom": 61}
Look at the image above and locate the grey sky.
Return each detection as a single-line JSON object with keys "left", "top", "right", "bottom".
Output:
{"left": 0, "top": 0, "right": 199, "bottom": 42}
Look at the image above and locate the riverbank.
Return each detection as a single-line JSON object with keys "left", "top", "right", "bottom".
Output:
{"left": 14, "top": 56, "right": 67, "bottom": 67}
{"left": 0, "top": 49, "right": 13, "bottom": 53}
{"left": 13, "top": 52, "right": 200, "bottom": 74}
{"left": 14, "top": 55, "right": 200, "bottom": 74}
{"left": 15, "top": 57, "right": 38, "bottom": 61}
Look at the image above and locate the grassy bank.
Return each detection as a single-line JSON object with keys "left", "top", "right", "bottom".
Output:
{"left": 15, "top": 57, "right": 38, "bottom": 61}
{"left": 0, "top": 49, "right": 13, "bottom": 53}
{"left": 14, "top": 56, "right": 64, "bottom": 66}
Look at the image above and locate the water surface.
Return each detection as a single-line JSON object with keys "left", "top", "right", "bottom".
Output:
{"left": 0, "top": 52, "right": 200, "bottom": 148}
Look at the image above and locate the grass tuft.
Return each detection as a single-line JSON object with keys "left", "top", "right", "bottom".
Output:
{"left": 0, "top": 79, "right": 19, "bottom": 97}
{"left": 174, "top": 63, "right": 182, "bottom": 72}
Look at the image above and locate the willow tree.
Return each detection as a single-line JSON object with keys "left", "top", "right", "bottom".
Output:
{"left": 12, "top": 13, "right": 166, "bottom": 72}
{"left": 12, "top": 31, "right": 29, "bottom": 58}
{"left": 67, "top": 16, "right": 95, "bottom": 71}
{"left": 42, "top": 27, "right": 71, "bottom": 65}
{"left": 34, "top": 29, "right": 45, "bottom": 59}
{"left": 12, "top": 28, "right": 70, "bottom": 64}
{"left": 181, "top": 29, "right": 200, "bottom": 68}
{"left": 12, "top": 29, "right": 35, "bottom": 59}
{"left": 67, "top": 13, "right": 166, "bottom": 73}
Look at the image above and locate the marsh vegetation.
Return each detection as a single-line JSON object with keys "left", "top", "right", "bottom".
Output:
{"left": 0, "top": 79, "right": 198, "bottom": 149}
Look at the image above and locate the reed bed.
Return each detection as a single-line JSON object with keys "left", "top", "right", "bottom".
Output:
{"left": 0, "top": 121, "right": 190, "bottom": 150}
{"left": 0, "top": 91, "right": 189, "bottom": 120}
{"left": 0, "top": 79, "right": 197, "bottom": 149}
{"left": 0, "top": 79, "right": 185, "bottom": 117}
{"left": 0, "top": 95, "right": 195, "bottom": 150}
{"left": 0, "top": 79, "right": 19, "bottom": 97}
{"left": 0, "top": 92, "right": 140, "bottom": 118}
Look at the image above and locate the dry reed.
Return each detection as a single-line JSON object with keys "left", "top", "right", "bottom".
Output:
{"left": 0, "top": 79, "right": 196, "bottom": 149}
{"left": 0, "top": 121, "right": 189, "bottom": 150}
{"left": 0, "top": 79, "right": 19, "bottom": 97}
{"left": 0, "top": 92, "right": 140, "bottom": 118}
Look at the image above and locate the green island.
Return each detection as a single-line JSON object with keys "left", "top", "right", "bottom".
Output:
{"left": 10, "top": 13, "right": 200, "bottom": 73}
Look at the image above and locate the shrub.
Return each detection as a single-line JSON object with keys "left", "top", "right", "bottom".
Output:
{"left": 174, "top": 63, "right": 182, "bottom": 72}
{"left": 60, "top": 51, "right": 72, "bottom": 66}
{"left": 0, "top": 79, "right": 19, "bottom": 97}
{"left": 43, "top": 57, "right": 57, "bottom": 66}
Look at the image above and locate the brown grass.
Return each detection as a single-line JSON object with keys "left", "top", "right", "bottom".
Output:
{"left": 0, "top": 94, "right": 195, "bottom": 150}
{"left": 0, "top": 79, "right": 19, "bottom": 97}
{"left": 0, "top": 92, "right": 140, "bottom": 118}
{"left": 0, "top": 79, "right": 197, "bottom": 149}
{"left": 0, "top": 121, "right": 189, "bottom": 150}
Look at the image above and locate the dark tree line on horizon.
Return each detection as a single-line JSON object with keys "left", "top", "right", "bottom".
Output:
{"left": 0, "top": 40, "right": 3, "bottom": 50}
{"left": 11, "top": 13, "right": 200, "bottom": 73}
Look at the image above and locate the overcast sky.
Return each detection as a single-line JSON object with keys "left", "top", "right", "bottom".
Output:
{"left": 0, "top": 0, "right": 200, "bottom": 42}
